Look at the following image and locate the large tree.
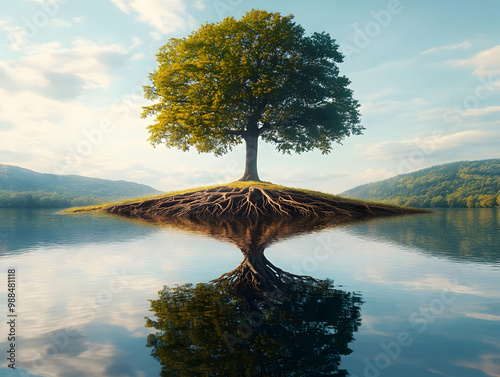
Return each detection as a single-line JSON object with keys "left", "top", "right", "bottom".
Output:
{"left": 143, "top": 9, "right": 362, "bottom": 181}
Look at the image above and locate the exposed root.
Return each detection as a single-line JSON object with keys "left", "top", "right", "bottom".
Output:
{"left": 102, "top": 187, "right": 423, "bottom": 297}
{"left": 105, "top": 186, "right": 415, "bottom": 221}
{"left": 210, "top": 250, "right": 318, "bottom": 295}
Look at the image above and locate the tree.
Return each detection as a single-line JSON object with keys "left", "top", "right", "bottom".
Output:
{"left": 142, "top": 9, "right": 362, "bottom": 181}
{"left": 430, "top": 195, "right": 446, "bottom": 208}
{"left": 479, "top": 194, "right": 496, "bottom": 208}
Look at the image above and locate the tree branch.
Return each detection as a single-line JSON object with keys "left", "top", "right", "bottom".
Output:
{"left": 225, "top": 129, "right": 244, "bottom": 136}
{"left": 258, "top": 122, "right": 271, "bottom": 135}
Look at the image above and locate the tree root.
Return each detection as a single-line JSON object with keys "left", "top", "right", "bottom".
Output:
{"left": 105, "top": 186, "right": 415, "bottom": 221}
{"left": 102, "top": 187, "right": 423, "bottom": 296}
{"left": 210, "top": 251, "right": 318, "bottom": 295}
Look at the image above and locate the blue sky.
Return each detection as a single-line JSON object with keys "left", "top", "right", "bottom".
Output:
{"left": 1, "top": 0, "right": 499, "bottom": 193}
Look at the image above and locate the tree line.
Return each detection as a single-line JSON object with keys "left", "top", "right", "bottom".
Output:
{"left": 0, "top": 190, "right": 109, "bottom": 208}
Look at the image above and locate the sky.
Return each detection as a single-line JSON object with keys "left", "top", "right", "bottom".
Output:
{"left": 0, "top": 0, "right": 499, "bottom": 194}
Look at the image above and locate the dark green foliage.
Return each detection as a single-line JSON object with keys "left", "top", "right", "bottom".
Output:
{"left": 342, "top": 159, "right": 500, "bottom": 208}
{"left": 0, "top": 164, "right": 161, "bottom": 207}
{"left": 145, "top": 280, "right": 362, "bottom": 376}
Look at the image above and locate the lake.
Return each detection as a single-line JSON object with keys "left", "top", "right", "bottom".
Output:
{"left": 1, "top": 207, "right": 499, "bottom": 376}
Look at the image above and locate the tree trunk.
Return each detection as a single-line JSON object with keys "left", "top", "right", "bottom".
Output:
{"left": 239, "top": 134, "right": 261, "bottom": 181}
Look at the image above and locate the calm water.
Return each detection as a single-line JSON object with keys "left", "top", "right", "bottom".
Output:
{"left": 1, "top": 208, "right": 499, "bottom": 376}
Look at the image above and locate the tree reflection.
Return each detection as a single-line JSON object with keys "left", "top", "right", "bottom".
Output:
{"left": 146, "top": 279, "right": 362, "bottom": 376}
{"left": 345, "top": 208, "right": 500, "bottom": 264}
{"left": 158, "top": 216, "right": 348, "bottom": 294}
{"left": 145, "top": 217, "right": 363, "bottom": 376}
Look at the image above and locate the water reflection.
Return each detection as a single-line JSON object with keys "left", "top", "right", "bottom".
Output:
{"left": 346, "top": 208, "right": 500, "bottom": 264}
{"left": 0, "top": 208, "right": 158, "bottom": 253}
{"left": 147, "top": 280, "right": 362, "bottom": 376}
{"left": 145, "top": 216, "right": 363, "bottom": 376}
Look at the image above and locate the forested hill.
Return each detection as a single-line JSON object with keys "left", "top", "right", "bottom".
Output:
{"left": 342, "top": 159, "right": 500, "bottom": 208}
{"left": 0, "top": 164, "right": 162, "bottom": 207}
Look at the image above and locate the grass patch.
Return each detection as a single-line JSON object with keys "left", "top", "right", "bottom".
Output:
{"left": 64, "top": 181, "right": 427, "bottom": 213}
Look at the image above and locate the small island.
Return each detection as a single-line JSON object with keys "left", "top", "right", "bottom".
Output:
{"left": 68, "top": 181, "right": 426, "bottom": 223}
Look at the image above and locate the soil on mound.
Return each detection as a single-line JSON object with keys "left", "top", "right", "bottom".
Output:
{"left": 104, "top": 186, "right": 421, "bottom": 221}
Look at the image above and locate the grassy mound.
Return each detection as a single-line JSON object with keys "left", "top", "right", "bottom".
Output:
{"left": 65, "top": 181, "right": 427, "bottom": 221}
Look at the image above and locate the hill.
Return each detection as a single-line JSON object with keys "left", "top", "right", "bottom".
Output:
{"left": 0, "top": 164, "right": 162, "bottom": 207}
{"left": 342, "top": 159, "right": 500, "bottom": 208}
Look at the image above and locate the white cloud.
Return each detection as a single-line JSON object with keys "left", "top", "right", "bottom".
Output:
{"left": 364, "top": 130, "right": 499, "bottom": 161}
{"left": 345, "top": 167, "right": 396, "bottom": 185}
{"left": 421, "top": 40, "right": 472, "bottom": 55}
{"left": 455, "top": 45, "right": 500, "bottom": 77}
{"left": 411, "top": 97, "right": 430, "bottom": 106}
{"left": 73, "top": 15, "right": 87, "bottom": 23}
{"left": 110, "top": 0, "right": 202, "bottom": 36}
{"left": 0, "top": 88, "right": 109, "bottom": 170}
{"left": 130, "top": 36, "right": 142, "bottom": 48}
{"left": 462, "top": 105, "right": 500, "bottom": 117}
{"left": 399, "top": 276, "right": 486, "bottom": 296}
{"left": 359, "top": 99, "right": 405, "bottom": 115}
{"left": 417, "top": 106, "right": 450, "bottom": 121}
{"left": 0, "top": 52, "right": 150, "bottom": 177}
{"left": 0, "top": 20, "right": 26, "bottom": 52}
{"left": 157, "top": 166, "right": 230, "bottom": 190}
{"left": 49, "top": 18, "right": 71, "bottom": 27}
{"left": 418, "top": 105, "right": 500, "bottom": 121}
{"left": 459, "top": 351, "right": 500, "bottom": 377}
{"left": 21, "top": 340, "right": 120, "bottom": 377}
{"left": 130, "top": 52, "right": 144, "bottom": 60}
{"left": 194, "top": 0, "right": 206, "bottom": 10}
{"left": 465, "top": 313, "right": 500, "bottom": 321}
{"left": 0, "top": 38, "right": 134, "bottom": 98}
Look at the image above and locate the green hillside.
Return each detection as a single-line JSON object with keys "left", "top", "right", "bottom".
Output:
{"left": 342, "top": 159, "right": 500, "bottom": 208}
{"left": 0, "top": 164, "right": 162, "bottom": 207}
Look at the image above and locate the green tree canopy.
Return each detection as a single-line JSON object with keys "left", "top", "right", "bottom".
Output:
{"left": 143, "top": 9, "right": 362, "bottom": 181}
